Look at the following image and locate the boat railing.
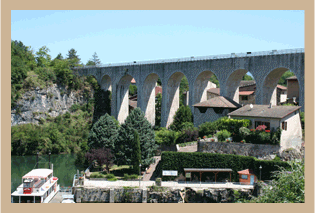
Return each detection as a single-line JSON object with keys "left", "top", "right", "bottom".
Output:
{"left": 59, "top": 186, "right": 72, "bottom": 193}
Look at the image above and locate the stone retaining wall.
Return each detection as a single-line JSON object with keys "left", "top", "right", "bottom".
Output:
{"left": 198, "top": 140, "right": 280, "bottom": 159}
{"left": 74, "top": 186, "right": 253, "bottom": 203}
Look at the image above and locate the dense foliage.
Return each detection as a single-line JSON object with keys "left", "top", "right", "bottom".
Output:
{"left": 155, "top": 93, "right": 162, "bottom": 127}
{"left": 115, "top": 108, "right": 158, "bottom": 168}
{"left": 132, "top": 130, "right": 141, "bottom": 174}
{"left": 155, "top": 128, "right": 179, "bottom": 146}
{"left": 159, "top": 151, "right": 289, "bottom": 181}
{"left": 199, "top": 117, "right": 251, "bottom": 139}
{"left": 11, "top": 110, "right": 91, "bottom": 156}
{"left": 169, "top": 106, "right": 193, "bottom": 131}
{"left": 88, "top": 113, "right": 118, "bottom": 150}
{"left": 278, "top": 71, "right": 295, "bottom": 86}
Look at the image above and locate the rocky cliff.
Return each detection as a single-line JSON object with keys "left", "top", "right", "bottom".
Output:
{"left": 11, "top": 84, "right": 90, "bottom": 126}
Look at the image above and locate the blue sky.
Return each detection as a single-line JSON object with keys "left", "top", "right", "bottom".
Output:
{"left": 11, "top": 10, "right": 304, "bottom": 65}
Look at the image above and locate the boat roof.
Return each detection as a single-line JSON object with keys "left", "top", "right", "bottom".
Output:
{"left": 23, "top": 169, "right": 53, "bottom": 179}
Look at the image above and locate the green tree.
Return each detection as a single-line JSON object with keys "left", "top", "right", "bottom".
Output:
{"left": 67, "top": 48, "right": 81, "bottom": 68}
{"left": 278, "top": 71, "right": 295, "bottom": 86}
{"left": 115, "top": 108, "right": 157, "bottom": 168}
{"left": 11, "top": 40, "right": 36, "bottom": 85}
{"left": 86, "top": 60, "right": 95, "bottom": 66}
{"left": 169, "top": 105, "right": 193, "bottom": 131}
{"left": 92, "top": 52, "right": 101, "bottom": 65}
{"left": 210, "top": 74, "right": 219, "bottom": 88}
{"left": 132, "top": 129, "right": 141, "bottom": 174}
{"left": 88, "top": 113, "right": 118, "bottom": 150}
{"left": 155, "top": 93, "right": 162, "bottom": 127}
{"left": 35, "top": 46, "right": 51, "bottom": 67}
{"left": 242, "top": 73, "right": 254, "bottom": 81}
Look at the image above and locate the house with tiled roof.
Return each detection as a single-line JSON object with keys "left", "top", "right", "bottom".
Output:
{"left": 193, "top": 96, "right": 241, "bottom": 127}
{"left": 228, "top": 104, "right": 303, "bottom": 151}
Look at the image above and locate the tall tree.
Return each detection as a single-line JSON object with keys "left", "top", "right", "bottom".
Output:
{"left": 155, "top": 93, "right": 162, "bottom": 127}
{"left": 67, "top": 48, "right": 81, "bottom": 68}
{"left": 92, "top": 52, "right": 101, "bottom": 65}
{"left": 169, "top": 105, "right": 193, "bottom": 131}
{"left": 35, "top": 46, "right": 51, "bottom": 67}
{"left": 132, "top": 129, "right": 141, "bottom": 174}
{"left": 88, "top": 113, "right": 118, "bottom": 151}
{"left": 115, "top": 108, "right": 157, "bottom": 168}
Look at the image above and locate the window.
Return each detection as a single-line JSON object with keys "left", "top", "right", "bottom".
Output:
{"left": 241, "top": 175, "right": 248, "bottom": 179}
{"left": 255, "top": 121, "right": 270, "bottom": 130}
{"left": 241, "top": 96, "right": 248, "bottom": 101}
{"left": 282, "top": 122, "right": 287, "bottom": 130}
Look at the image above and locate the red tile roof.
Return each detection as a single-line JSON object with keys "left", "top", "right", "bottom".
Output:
{"left": 155, "top": 86, "right": 162, "bottom": 96}
{"left": 193, "top": 96, "right": 241, "bottom": 108}
{"left": 239, "top": 91, "right": 254, "bottom": 96}
{"left": 277, "top": 85, "right": 287, "bottom": 90}
{"left": 237, "top": 169, "right": 254, "bottom": 175}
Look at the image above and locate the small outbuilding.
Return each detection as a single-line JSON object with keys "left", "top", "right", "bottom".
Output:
{"left": 237, "top": 169, "right": 257, "bottom": 185}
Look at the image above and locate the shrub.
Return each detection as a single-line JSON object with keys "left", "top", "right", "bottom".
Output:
{"left": 155, "top": 128, "right": 179, "bottom": 146}
{"left": 216, "top": 130, "right": 231, "bottom": 142}
{"left": 175, "top": 127, "right": 199, "bottom": 144}
{"left": 199, "top": 121, "right": 218, "bottom": 137}
{"left": 256, "top": 125, "right": 267, "bottom": 131}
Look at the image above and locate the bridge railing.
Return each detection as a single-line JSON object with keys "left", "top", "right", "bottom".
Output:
{"left": 73, "top": 48, "right": 304, "bottom": 69}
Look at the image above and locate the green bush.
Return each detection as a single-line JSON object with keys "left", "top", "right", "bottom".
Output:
{"left": 175, "top": 127, "right": 199, "bottom": 144}
{"left": 159, "top": 151, "right": 289, "bottom": 181}
{"left": 155, "top": 128, "right": 179, "bottom": 146}
{"left": 199, "top": 121, "right": 218, "bottom": 137}
{"left": 216, "top": 130, "right": 231, "bottom": 142}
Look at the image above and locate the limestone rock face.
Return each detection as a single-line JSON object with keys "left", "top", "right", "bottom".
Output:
{"left": 11, "top": 84, "right": 90, "bottom": 126}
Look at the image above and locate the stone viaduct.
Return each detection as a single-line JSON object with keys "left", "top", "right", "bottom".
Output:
{"left": 73, "top": 48, "right": 304, "bottom": 128}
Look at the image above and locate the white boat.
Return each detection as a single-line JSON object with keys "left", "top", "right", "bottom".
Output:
{"left": 11, "top": 168, "right": 59, "bottom": 203}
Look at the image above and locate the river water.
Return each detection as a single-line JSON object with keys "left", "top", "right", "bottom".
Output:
{"left": 11, "top": 154, "right": 85, "bottom": 193}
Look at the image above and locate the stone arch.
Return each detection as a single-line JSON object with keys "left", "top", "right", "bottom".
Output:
{"left": 116, "top": 74, "right": 135, "bottom": 124}
{"left": 165, "top": 72, "right": 188, "bottom": 128}
{"left": 262, "top": 67, "right": 295, "bottom": 105}
{"left": 193, "top": 70, "right": 218, "bottom": 105}
{"left": 224, "top": 69, "right": 249, "bottom": 103}
{"left": 100, "top": 75, "right": 112, "bottom": 91}
{"left": 142, "top": 73, "right": 160, "bottom": 126}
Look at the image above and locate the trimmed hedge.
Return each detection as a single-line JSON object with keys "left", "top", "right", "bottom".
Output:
{"left": 159, "top": 151, "right": 289, "bottom": 181}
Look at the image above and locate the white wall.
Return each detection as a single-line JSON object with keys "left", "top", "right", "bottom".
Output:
{"left": 280, "top": 111, "right": 303, "bottom": 151}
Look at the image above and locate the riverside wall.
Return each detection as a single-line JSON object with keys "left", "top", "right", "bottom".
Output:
{"left": 74, "top": 186, "right": 253, "bottom": 203}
